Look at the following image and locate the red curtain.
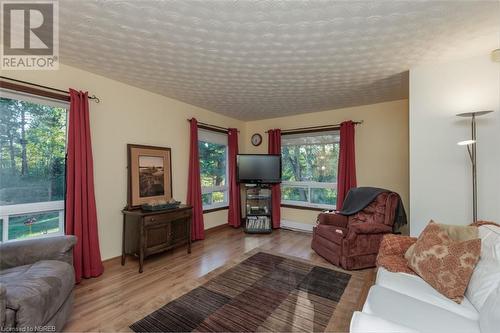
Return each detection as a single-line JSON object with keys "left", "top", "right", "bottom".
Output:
{"left": 187, "top": 118, "right": 205, "bottom": 240}
{"left": 268, "top": 129, "right": 281, "bottom": 229}
{"left": 337, "top": 120, "right": 357, "bottom": 210}
{"left": 227, "top": 128, "right": 241, "bottom": 227}
{"left": 65, "top": 89, "right": 103, "bottom": 284}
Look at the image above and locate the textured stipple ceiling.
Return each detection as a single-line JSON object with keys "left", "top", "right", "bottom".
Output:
{"left": 59, "top": 1, "right": 500, "bottom": 120}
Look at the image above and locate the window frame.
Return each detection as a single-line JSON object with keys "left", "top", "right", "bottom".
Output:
{"left": 198, "top": 128, "right": 229, "bottom": 212}
{"left": 0, "top": 88, "right": 69, "bottom": 243}
{"left": 280, "top": 129, "right": 340, "bottom": 210}
{"left": 281, "top": 181, "right": 338, "bottom": 210}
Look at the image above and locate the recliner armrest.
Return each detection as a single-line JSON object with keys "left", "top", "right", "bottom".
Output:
{"left": 0, "top": 235, "right": 77, "bottom": 270}
{"left": 317, "top": 212, "right": 349, "bottom": 228}
{"left": 349, "top": 222, "right": 392, "bottom": 235}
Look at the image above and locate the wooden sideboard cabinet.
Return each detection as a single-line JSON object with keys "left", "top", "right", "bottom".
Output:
{"left": 121, "top": 205, "right": 192, "bottom": 273}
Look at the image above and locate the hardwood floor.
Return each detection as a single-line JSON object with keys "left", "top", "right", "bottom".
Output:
{"left": 65, "top": 227, "right": 371, "bottom": 332}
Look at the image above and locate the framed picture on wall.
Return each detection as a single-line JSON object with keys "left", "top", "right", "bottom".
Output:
{"left": 127, "top": 144, "right": 173, "bottom": 209}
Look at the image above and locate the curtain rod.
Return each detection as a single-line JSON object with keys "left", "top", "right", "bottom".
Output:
{"left": 0, "top": 76, "right": 100, "bottom": 103}
{"left": 267, "top": 121, "right": 363, "bottom": 134}
{"left": 187, "top": 119, "right": 239, "bottom": 133}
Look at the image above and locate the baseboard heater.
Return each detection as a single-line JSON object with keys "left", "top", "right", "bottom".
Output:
{"left": 280, "top": 220, "right": 314, "bottom": 233}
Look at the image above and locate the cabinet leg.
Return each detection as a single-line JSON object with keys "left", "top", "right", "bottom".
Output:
{"left": 139, "top": 250, "right": 144, "bottom": 273}
{"left": 187, "top": 217, "right": 192, "bottom": 254}
{"left": 122, "top": 213, "right": 126, "bottom": 266}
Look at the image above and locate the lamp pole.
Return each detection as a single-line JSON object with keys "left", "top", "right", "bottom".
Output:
{"left": 471, "top": 113, "right": 477, "bottom": 222}
{"left": 457, "top": 110, "right": 493, "bottom": 223}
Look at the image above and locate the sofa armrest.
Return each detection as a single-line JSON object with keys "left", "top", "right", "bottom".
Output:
{"left": 0, "top": 283, "right": 5, "bottom": 328}
{"left": 349, "top": 222, "right": 393, "bottom": 235}
{"left": 350, "top": 312, "right": 418, "bottom": 333}
{"left": 0, "top": 235, "right": 77, "bottom": 270}
{"left": 378, "top": 234, "right": 417, "bottom": 257}
{"left": 317, "top": 212, "right": 349, "bottom": 228}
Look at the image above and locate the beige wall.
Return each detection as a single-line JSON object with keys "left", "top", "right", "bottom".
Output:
{"left": 410, "top": 54, "right": 499, "bottom": 236}
{"left": 4, "top": 65, "right": 408, "bottom": 259}
{"left": 243, "top": 100, "right": 409, "bottom": 226}
{"left": 4, "top": 64, "right": 245, "bottom": 260}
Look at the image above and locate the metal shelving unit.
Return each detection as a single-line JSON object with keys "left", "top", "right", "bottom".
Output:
{"left": 244, "top": 184, "right": 272, "bottom": 234}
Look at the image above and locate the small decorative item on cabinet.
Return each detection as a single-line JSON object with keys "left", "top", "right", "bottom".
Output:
{"left": 141, "top": 198, "right": 181, "bottom": 211}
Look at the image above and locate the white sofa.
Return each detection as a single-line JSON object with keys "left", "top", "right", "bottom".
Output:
{"left": 351, "top": 224, "right": 500, "bottom": 333}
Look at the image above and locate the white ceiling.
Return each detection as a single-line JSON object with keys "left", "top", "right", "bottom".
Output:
{"left": 59, "top": 1, "right": 500, "bottom": 120}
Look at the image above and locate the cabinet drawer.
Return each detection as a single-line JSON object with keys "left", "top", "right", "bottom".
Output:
{"left": 144, "top": 210, "right": 191, "bottom": 225}
{"left": 144, "top": 215, "right": 167, "bottom": 226}
{"left": 174, "top": 209, "right": 191, "bottom": 219}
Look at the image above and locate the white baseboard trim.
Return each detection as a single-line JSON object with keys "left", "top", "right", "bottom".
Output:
{"left": 281, "top": 220, "right": 314, "bottom": 233}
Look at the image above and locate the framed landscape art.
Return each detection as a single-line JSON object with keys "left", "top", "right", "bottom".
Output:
{"left": 127, "top": 144, "right": 172, "bottom": 209}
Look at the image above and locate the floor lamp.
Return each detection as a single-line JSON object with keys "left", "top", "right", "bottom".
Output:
{"left": 456, "top": 110, "right": 493, "bottom": 222}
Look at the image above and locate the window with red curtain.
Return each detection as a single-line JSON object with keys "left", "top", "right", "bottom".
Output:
{"left": 227, "top": 128, "right": 240, "bottom": 227}
{"left": 336, "top": 120, "right": 357, "bottom": 210}
{"left": 187, "top": 118, "right": 205, "bottom": 240}
{"left": 66, "top": 89, "right": 103, "bottom": 283}
{"left": 198, "top": 129, "right": 229, "bottom": 211}
{"left": 281, "top": 130, "right": 340, "bottom": 210}
{"left": 268, "top": 129, "right": 281, "bottom": 229}
{"left": 0, "top": 90, "right": 68, "bottom": 242}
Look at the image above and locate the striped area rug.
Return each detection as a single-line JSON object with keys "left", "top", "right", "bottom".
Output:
{"left": 131, "top": 252, "right": 359, "bottom": 332}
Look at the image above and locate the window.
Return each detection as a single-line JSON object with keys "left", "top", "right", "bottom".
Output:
{"left": 281, "top": 130, "right": 339, "bottom": 209}
{"left": 198, "top": 129, "right": 228, "bottom": 210}
{"left": 0, "top": 90, "right": 68, "bottom": 242}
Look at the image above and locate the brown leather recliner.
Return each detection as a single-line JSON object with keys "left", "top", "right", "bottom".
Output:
{"left": 311, "top": 192, "right": 399, "bottom": 270}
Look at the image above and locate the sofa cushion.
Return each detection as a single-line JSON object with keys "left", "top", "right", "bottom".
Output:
{"left": 376, "top": 267, "right": 479, "bottom": 320}
{"left": 478, "top": 224, "right": 500, "bottom": 262}
{"left": 314, "top": 224, "right": 346, "bottom": 245}
{"left": 363, "top": 285, "right": 480, "bottom": 333}
{"left": 350, "top": 311, "right": 418, "bottom": 333}
{"left": 466, "top": 258, "right": 500, "bottom": 311}
{"left": 0, "top": 260, "right": 74, "bottom": 327}
{"left": 0, "top": 265, "right": 30, "bottom": 279}
{"left": 479, "top": 284, "right": 500, "bottom": 333}
{"left": 408, "top": 222, "right": 481, "bottom": 303}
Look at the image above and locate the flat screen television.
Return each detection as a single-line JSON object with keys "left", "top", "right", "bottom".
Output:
{"left": 237, "top": 154, "right": 281, "bottom": 184}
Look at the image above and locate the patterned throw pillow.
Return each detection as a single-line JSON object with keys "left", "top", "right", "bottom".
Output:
{"left": 377, "top": 234, "right": 418, "bottom": 275}
{"left": 405, "top": 223, "right": 478, "bottom": 261}
{"left": 408, "top": 221, "right": 481, "bottom": 303}
{"left": 377, "top": 255, "right": 417, "bottom": 275}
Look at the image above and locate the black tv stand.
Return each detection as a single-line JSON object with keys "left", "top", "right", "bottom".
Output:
{"left": 244, "top": 184, "right": 272, "bottom": 233}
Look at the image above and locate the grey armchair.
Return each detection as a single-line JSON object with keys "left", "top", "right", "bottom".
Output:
{"left": 0, "top": 235, "right": 77, "bottom": 331}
